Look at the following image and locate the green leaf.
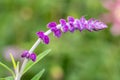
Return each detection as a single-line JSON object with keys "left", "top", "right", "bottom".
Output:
{"left": 23, "top": 49, "right": 51, "bottom": 75}
{"left": 31, "top": 69, "right": 45, "bottom": 80}
{"left": 0, "top": 62, "right": 15, "bottom": 78}
{"left": 0, "top": 76, "right": 14, "bottom": 80}
{"left": 9, "top": 53, "right": 17, "bottom": 69}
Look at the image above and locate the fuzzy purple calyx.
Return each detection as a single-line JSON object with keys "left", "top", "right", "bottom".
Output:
{"left": 52, "top": 28, "right": 62, "bottom": 38}
{"left": 68, "top": 23, "right": 75, "bottom": 32}
{"left": 36, "top": 31, "right": 44, "bottom": 39}
{"left": 29, "top": 53, "right": 36, "bottom": 62}
{"left": 61, "top": 25, "right": 69, "bottom": 33}
{"left": 36, "top": 31, "right": 50, "bottom": 44}
{"left": 47, "top": 22, "right": 57, "bottom": 28}
{"left": 67, "top": 16, "right": 75, "bottom": 22}
{"left": 47, "top": 22, "right": 62, "bottom": 38}
{"left": 54, "top": 29, "right": 62, "bottom": 38}
{"left": 21, "top": 50, "right": 37, "bottom": 62}
{"left": 43, "top": 35, "right": 49, "bottom": 44}
{"left": 79, "top": 16, "right": 88, "bottom": 31}
{"left": 59, "top": 19, "right": 69, "bottom": 33}
{"left": 21, "top": 50, "right": 29, "bottom": 58}
{"left": 60, "top": 19, "right": 66, "bottom": 25}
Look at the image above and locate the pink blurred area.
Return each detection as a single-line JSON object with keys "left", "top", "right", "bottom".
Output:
{"left": 101, "top": 0, "right": 120, "bottom": 36}
{"left": 3, "top": 46, "right": 24, "bottom": 62}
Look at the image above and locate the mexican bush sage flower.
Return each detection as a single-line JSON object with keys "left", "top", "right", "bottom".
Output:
{"left": 21, "top": 16, "right": 107, "bottom": 62}
{"left": 17, "top": 16, "right": 107, "bottom": 80}
{"left": 37, "top": 16, "right": 107, "bottom": 44}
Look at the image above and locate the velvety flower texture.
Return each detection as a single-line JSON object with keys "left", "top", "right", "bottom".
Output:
{"left": 29, "top": 53, "right": 36, "bottom": 62}
{"left": 47, "top": 16, "right": 107, "bottom": 37}
{"left": 21, "top": 50, "right": 36, "bottom": 62}
{"left": 36, "top": 31, "right": 49, "bottom": 44}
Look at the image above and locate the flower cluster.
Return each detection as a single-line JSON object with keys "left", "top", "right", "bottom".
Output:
{"left": 36, "top": 31, "right": 49, "bottom": 44}
{"left": 37, "top": 16, "right": 107, "bottom": 44}
{"left": 21, "top": 16, "right": 107, "bottom": 62}
{"left": 21, "top": 50, "right": 36, "bottom": 62}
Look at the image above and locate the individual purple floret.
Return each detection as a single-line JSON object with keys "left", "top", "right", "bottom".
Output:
{"left": 47, "top": 22, "right": 57, "bottom": 28}
{"left": 67, "top": 16, "right": 75, "bottom": 32}
{"left": 43, "top": 35, "right": 49, "bottom": 44}
{"left": 60, "top": 19, "right": 66, "bottom": 25}
{"left": 36, "top": 31, "right": 44, "bottom": 39}
{"left": 61, "top": 25, "right": 69, "bottom": 33}
{"left": 47, "top": 22, "right": 62, "bottom": 38}
{"left": 79, "top": 16, "right": 88, "bottom": 31}
{"left": 21, "top": 50, "right": 29, "bottom": 58}
{"left": 67, "top": 16, "right": 75, "bottom": 22}
{"left": 53, "top": 29, "right": 62, "bottom": 38}
{"left": 37, "top": 31, "right": 50, "bottom": 44}
{"left": 29, "top": 53, "right": 36, "bottom": 62}
{"left": 59, "top": 19, "right": 69, "bottom": 33}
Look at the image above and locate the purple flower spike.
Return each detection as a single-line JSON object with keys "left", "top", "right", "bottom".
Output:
{"left": 67, "top": 16, "right": 75, "bottom": 22}
{"left": 29, "top": 53, "right": 36, "bottom": 62}
{"left": 21, "top": 50, "right": 29, "bottom": 58}
{"left": 47, "top": 22, "right": 57, "bottom": 28}
{"left": 36, "top": 16, "right": 107, "bottom": 45}
{"left": 36, "top": 31, "right": 44, "bottom": 39}
{"left": 43, "top": 35, "right": 49, "bottom": 44}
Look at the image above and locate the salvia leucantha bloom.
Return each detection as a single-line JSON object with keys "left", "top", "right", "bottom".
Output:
{"left": 21, "top": 16, "right": 107, "bottom": 62}
{"left": 37, "top": 16, "right": 107, "bottom": 44}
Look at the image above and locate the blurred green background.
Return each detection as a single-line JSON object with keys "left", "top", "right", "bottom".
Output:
{"left": 0, "top": 0, "right": 120, "bottom": 80}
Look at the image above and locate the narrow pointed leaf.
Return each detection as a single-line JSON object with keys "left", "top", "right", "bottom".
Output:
{"left": 9, "top": 53, "right": 17, "bottom": 69}
{"left": 31, "top": 69, "right": 45, "bottom": 80}
{"left": 23, "top": 49, "right": 51, "bottom": 75}
{"left": 0, "top": 62, "right": 15, "bottom": 78}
